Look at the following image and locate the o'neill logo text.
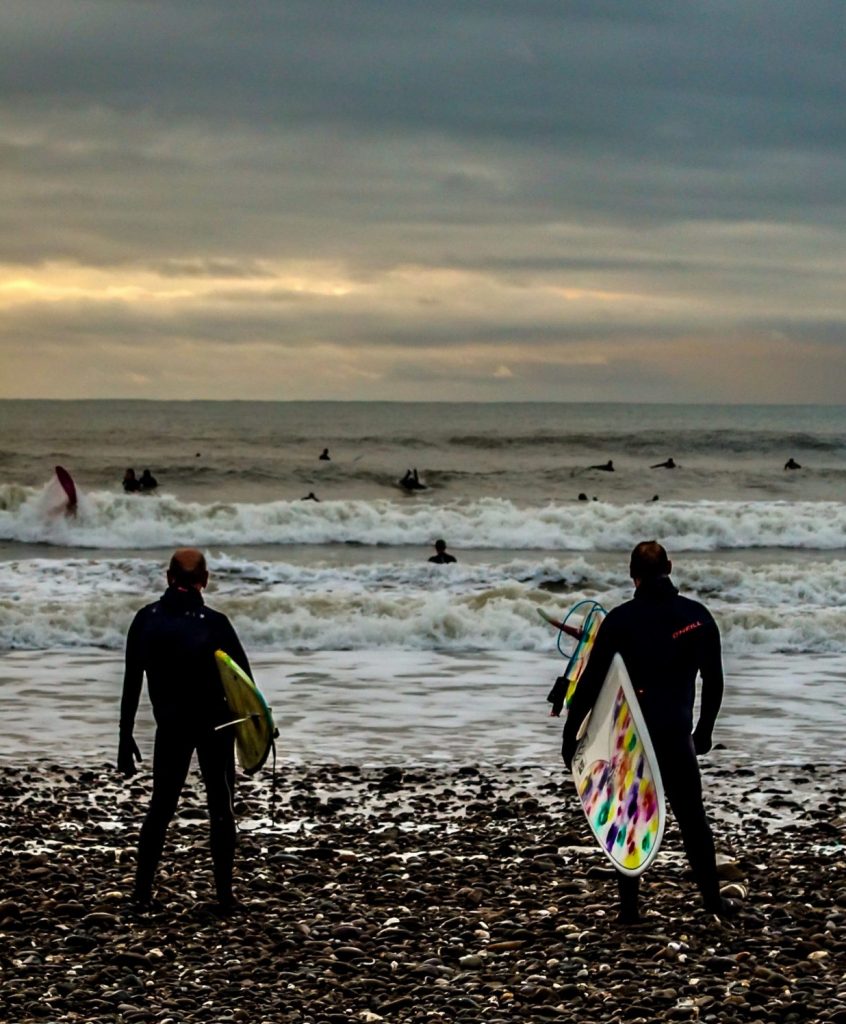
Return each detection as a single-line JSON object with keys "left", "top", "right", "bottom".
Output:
{"left": 672, "top": 621, "right": 703, "bottom": 639}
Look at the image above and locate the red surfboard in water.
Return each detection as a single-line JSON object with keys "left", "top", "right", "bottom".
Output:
{"left": 55, "top": 466, "right": 78, "bottom": 515}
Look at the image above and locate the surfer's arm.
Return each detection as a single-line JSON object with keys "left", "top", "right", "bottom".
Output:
{"left": 117, "top": 613, "right": 145, "bottom": 776}
{"left": 693, "top": 619, "right": 724, "bottom": 754}
{"left": 218, "top": 616, "right": 252, "bottom": 681}
{"left": 119, "top": 612, "right": 145, "bottom": 735}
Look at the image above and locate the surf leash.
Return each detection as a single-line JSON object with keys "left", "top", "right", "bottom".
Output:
{"left": 540, "top": 599, "right": 606, "bottom": 660}
{"left": 543, "top": 599, "right": 607, "bottom": 717}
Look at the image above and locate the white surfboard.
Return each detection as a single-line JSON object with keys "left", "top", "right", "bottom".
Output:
{"left": 571, "top": 654, "right": 666, "bottom": 877}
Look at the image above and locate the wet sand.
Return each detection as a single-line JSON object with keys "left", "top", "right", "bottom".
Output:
{"left": 1, "top": 760, "right": 844, "bottom": 1024}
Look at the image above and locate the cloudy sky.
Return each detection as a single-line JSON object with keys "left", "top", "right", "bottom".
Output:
{"left": 1, "top": 0, "right": 844, "bottom": 401}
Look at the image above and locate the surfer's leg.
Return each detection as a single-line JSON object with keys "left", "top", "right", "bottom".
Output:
{"left": 615, "top": 871, "right": 641, "bottom": 923}
{"left": 197, "top": 730, "right": 237, "bottom": 907}
{"left": 134, "top": 729, "right": 193, "bottom": 904}
{"left": 658, "top": 736, "right": 721, "bottom": 910}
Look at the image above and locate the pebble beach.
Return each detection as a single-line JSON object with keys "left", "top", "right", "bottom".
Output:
{"left": 2, "top": 759, "right": 844, "bottom": 1024}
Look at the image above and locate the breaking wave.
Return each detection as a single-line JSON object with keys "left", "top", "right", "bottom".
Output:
{"left": 2, "top": 485, "right": 846, "bottom": 552}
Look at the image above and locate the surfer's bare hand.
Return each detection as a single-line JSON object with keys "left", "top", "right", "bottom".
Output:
{"left": 692, "top": 727, "right": 712, "bottom": 756}
{"left": 117, "top": 735, "right": 142, "bottom": 777}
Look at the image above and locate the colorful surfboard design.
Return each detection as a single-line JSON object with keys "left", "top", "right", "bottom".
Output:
{"left": 572, "top": 654, "right": 665, "bottom": 876}
{"left": 215, "top": 650, "right": 276, "bottom": 775}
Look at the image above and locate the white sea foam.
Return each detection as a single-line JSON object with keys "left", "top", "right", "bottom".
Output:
{"left": 2, "top": 553, "right": 844, "bottom": 655}
{"left": 2, "top": 486, "right": 846, "bottom": 552}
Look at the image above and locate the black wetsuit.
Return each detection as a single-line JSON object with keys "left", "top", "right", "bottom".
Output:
{"left": 120, "top": 585, "right": 251, "bottom": 905}
{"left": 428, "top": 553, "right": 457, "bottom": 564}
{"left": 561, "top": 575, "right": 724, "bottom": 915}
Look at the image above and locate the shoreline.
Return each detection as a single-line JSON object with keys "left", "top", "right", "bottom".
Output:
{"left": 0, "top": 648, "right": 842, "bottom": 766}
{"left": 2, "top": 761, "right": 844, "bottom": 1023}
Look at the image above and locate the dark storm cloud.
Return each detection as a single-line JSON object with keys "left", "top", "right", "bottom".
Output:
{"left": 1, "top": 1, "right": 844, "bottom": 399}
{"left": 4, "top": 2, "right": 843, "bottom": 150}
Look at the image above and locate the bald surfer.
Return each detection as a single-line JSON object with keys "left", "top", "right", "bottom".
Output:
{"left": 562, "top": 541, "right": 736, "bottom": 923}
{"left": 118, "top": 548, "right": 253, "bottom": 914}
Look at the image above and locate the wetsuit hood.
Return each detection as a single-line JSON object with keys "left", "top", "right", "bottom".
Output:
{"left": 633, "top": 575, "right": 678, "bottom": 601}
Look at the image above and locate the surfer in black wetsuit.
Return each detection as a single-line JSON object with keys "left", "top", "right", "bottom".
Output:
{"left": 588, "top": 460, "right": 614, "bottom": 472}
{"left": 123, "top": 468, "right": 140, "bottom": 493}
{"left": 650, "top": 458, "right": 676, "bottom": 469}
{"left": 138, "top": 468, "right": 158, "bottom": 491}
{"left": 784, "top": 458, "right": 801, "bottom": 470}
{"left": 118, "top": 548, "right": 252, "bottom": 914}
{"left": 319, "top": 448, "right": 330, "bottom": 460}
{"left": 400, "top": 468, "right": 427, "bottom": 491}
{"left": 562, "top": 541, "right": 734, "bottom": 923}
{"left": 428, "top": 539, "right": 457, "bottom": 564}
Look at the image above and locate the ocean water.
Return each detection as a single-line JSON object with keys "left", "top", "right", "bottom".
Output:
{"left": 0, "top": 400, "right": 843, "bottom": 765}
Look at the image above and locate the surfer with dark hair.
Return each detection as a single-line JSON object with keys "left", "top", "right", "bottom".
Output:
{"left": 428, "top": 539, "right": 457, "bottom": 564}
{"left": 118, "top": 547, "right": 253, "bottom": 915}
{"left": 122, "top": 468, "right": 140, "bottom": 493}
{"left": 587, "top": 460, "right": 614, "bottom": 472}
{"left": 562, "top": 540, "right": 735, "bottom": 923}
{"left": 319, "top": 448, "right": 330, "bottom": 460}
{"left": 139, "top": 468, "right": 158, "bottom": 492}
{"left": 784, "top": 458, "right": 801, "bottom": 470}
{"left": 650, "top": 458, "right": 676, "bottom": 469}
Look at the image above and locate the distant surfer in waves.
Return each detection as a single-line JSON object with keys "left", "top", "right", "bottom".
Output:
{"left": 784, "top": 458, "right": 801, "bottom": 470}
{"left": 650, "top": 458, "right": 676, "bottom": 469}
{"left": 118, "top": 547, "right": 254, "bottom": 915}
{"left": 587, "top": 460, "right": 614, "bottom": 472}
{"left": 561, "top": 540, "right": 736, "bottom": 924}
{"left": 428, "top": 539, "right": 457, "bottom": 564}
{"left": 139, "top": 468, "right": 158, "bottom": 492}
{"left": 319, "top": 448, "right": 331, "bottom": 460}
{"left": 301, "top": 491, "right": 320, "bottom": 501}
{"left": 400, "top": 468, "right": 427, "bottom": 491}
{"left": 123, "top": 468, "right": 141, "bottom": 493}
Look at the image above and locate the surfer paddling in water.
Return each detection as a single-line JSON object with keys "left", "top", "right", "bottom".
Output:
{"left": 562, "top": 541, "right": 736, "bottom": 924}
{"left": 118, "top": 548, "right": 253, "bottom": 915}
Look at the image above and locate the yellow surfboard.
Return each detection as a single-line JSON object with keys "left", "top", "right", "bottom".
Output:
{"left": 214, "top": 650, "right": 276, "bottom": 775}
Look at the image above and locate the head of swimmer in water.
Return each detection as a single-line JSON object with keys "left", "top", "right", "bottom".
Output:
{"left": 629, "top": 540, "right": 672, "bottom": 587}
{"left": 167, "top": 548, "right": 209, "bottom": 591}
